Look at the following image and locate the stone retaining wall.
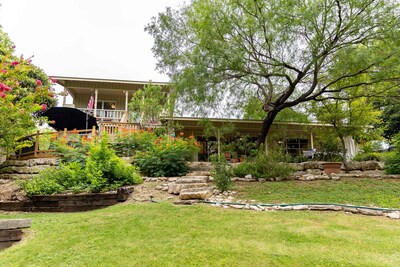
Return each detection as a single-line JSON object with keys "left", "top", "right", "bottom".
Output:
{"left": 0, "top": 219, "right": 31, "bottom": 250}
{"left": 0, "top": 158, "right": 58, "bottom": 180}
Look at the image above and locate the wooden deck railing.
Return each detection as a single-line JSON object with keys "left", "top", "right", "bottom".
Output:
{"left": 98, "top": 122, "right": 142, "bottom": 136}
{"left": 8, "top": 127, "right": 98, "bottom": 161}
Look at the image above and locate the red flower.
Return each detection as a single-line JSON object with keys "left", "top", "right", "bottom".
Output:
{"left": 41, "top": 104, "right": 47, "bottom": 111}
{"left": 0, "top": 92, "right": 6, "bottom": 98}
{"left": 36, "top": 80, "right": 42, "bottom": 86}
{"left": 1, "top": 69, "right": 7, "bottom": 74}
{"left": 0, "top": 83, "right": 11, "bottom": 92}
{"left": 49, "top": 77, "right": 57, "bottom": 83}
{"left": 11, "top": 61, "right": 19, "bottom": 66}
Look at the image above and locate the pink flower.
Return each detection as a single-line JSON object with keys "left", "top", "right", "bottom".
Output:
{"left": 49, "top": 120, "right": 56, "bottom": 124}
{"left": 1, "top": 69, "right": 7, "bottom": 74}
{"left": 41, "top": 104, "right": 47, "bottom": 111}
{"left": 0, "top": 83, "right": 11, "bottom": 92}
{"left": 49, "top": 77, "right": 57, "bottom": 83}
{"left": 11, "top": 61, "right": 19, "bottom": 66}
{"left": 0, "top": 92, "right": 6, "bottom": 98}
{"left": 27, "top": 59, "right": 32, "bottom": 64}
{"left": 36, "top": 80, "right": 42, "bottom": 86}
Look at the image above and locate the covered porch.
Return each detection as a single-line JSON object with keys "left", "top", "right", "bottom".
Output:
{"left": 54, "top": 76, "right": 170, "bottom": 123}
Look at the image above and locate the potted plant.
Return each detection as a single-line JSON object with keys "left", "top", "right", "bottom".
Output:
{"left": 317, "top": 134, "right": 343, "bottom": 174}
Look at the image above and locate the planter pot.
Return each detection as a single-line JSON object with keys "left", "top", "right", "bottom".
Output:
{"left": 322, "top": 162, "right": 342, "bottom": 175}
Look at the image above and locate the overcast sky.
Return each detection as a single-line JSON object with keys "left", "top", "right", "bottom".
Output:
{"left": 0, "top": 0, "right": 185, "bottom": 82}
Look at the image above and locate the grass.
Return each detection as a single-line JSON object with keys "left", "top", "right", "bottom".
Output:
{"left": 1, "top": 202, "right": 400, "bottom": 266}
{"left": 234, "top": 178, "right": 400, "bottom": 208}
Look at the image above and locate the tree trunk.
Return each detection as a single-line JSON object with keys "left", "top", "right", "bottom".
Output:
{"left": 256, "top": 111, "right": 278, "bottom": 149}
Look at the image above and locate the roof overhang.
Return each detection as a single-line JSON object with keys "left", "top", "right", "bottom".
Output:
{"left": 53, "top": 76, "right": 171, "bottom": 97}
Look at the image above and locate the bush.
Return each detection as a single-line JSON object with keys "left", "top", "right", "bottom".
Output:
{"left": 354, "top": 152, "right": 384, "bottom": 162}
{"left": 211, "top": 155, "right": 232, "bottom": 192}
{"left": 232, "top": 162, "right": 258, "bottom": 177}
{"left": 112, "top": 129, "right": 157, "bottom": 157}
{"left": 385, "top": 152, "right": 400, "bottom": 174}
{"left": 133, "top": 134, "right": 198, "bottom": 177}
{"left": 21, "top": 162, "right": 86, "bottom": 196}
{"left": 233, "top": 149, "right": 294, "bottom": 180}
{"left": 385, "top": 133, "right": 400, "bottom": 174}
{"left": 22, "top": 134, "right": 143, "bottom": 196}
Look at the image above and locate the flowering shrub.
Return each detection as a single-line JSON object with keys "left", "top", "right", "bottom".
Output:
{"left": 114, "top": 130, "right": 199, "bottom": 177}
{"left": 0, "top": 29, "right": 58, "bottom": 154}
{"left": 112, "top": 129, "right": 157, "bottom": 157}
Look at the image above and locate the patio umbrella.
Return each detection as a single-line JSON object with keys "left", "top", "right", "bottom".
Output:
{"left": 42, "top": 107, "right": 98, "bottom": 131}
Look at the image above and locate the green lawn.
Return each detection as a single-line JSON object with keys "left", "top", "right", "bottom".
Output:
{"left": 234, "top": 178, "right": 400, "bottom": 208}
{"left": 1, "top": 203, "right": 400, "bottom": 266}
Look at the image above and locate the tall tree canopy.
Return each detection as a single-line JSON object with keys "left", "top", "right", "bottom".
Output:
{"left": 0, "top": 29, "right": 57, "bottom": 154}
{"left": 147, "top": 0, "right": 400, "bottom": 146}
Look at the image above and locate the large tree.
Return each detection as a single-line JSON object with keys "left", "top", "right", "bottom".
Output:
{"left": 146, "top": 0, "right": 400, "bottom": 147}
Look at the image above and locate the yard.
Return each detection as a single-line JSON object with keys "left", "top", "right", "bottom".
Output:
{"left": 1, "top": 178, "right": 400, "bottom": 266}
{"left": 234, "top": 178, "right": 400, "bottom": 208}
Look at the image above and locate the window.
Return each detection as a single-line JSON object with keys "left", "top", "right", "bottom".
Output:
{"left": 96, "top": 100, "right": 116, "bottom": 110}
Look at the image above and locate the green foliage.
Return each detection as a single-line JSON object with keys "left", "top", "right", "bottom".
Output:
{"left": 129, "top": 83, "right": 169, "bottom": 126}
{"left": 133, "top": 133, "right": 198, "bottom": 177}
{"left": 0, "top": 29, "right": 58, "bottom": 155}
{"left": 211, "top": 155, "right": 232, "bottom": 192}
{"left": 354, "top": 141, "right": 385, "bottom": 161}
{"left": 21, "top": 167, "right": 66, "bottom": 196}
{"left": 147, "top": 0, "right": 400, "bottom": 144}
{"left": 314, "top": 132, "right": 343, "bottom": 162}
{"left": 353, "top": 152, "right": 384, "bottom": 162}
{"left": 52, "top": 133, "right": 91, "bottom": 167}
{"left": 385, "top": 134, "right": 400, "bottom": 174}
{"left": 112, "top": 129, "right": 157, "bottom": 157}
{"left": 233, "top": 149, "right": 294, "bottom": 179}
{"left": 377, "top": 99, "right": 400, "bottom": 140}
{"left": 22, "top": 135, "right": 142, "bottom": 196}
{"left": 199, "top": 119, "right": 234, "bottom": 157}
{"left": 243, "top": 97, "right": 310, "bottom": 123}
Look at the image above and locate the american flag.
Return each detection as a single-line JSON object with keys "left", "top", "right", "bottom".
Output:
{"left": 87, "top": 95, "right": 94, "bottom": 110}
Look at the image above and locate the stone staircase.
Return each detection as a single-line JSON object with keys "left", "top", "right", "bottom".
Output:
{"left": 167, "top": 171, "right": 215, "bottom": 200}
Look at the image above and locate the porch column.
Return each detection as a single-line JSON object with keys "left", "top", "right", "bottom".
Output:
{"left": 125, "top": 91, "right": 129, "bottom": 112}
{"left": 94, "top": 89, "right": 98, "bottom": 118}
{"left": 122, "top": 90, "right": 129, "bottom": 123}
{"left": 310, "top": 132, "right": 314, "bottom": 149}
{"left": 62, "top": 87, "right": 67, "bottom": 106}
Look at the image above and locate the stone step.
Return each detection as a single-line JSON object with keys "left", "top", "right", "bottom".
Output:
{"left": 188, "top": 162, "right": 213, "bottom": 172}
{"left": 176, "top": 176, "right": 208, "bottom": 184}
{"left": 179, "top": 187, "right": 214, "bottom": 200}
{"left": 186, "top": 171, "right": 211, "bottom": 177}
{"left": 168, "top": 183, "right": 208, "bottom": 195}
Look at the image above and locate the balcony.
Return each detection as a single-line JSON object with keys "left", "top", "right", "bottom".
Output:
{"left": 77, "top": 108, "right": 126, "bottom": 122}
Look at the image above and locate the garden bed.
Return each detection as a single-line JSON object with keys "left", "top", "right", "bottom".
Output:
{"left": 0, "top": 186, "right": 134, "bottom": 212}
